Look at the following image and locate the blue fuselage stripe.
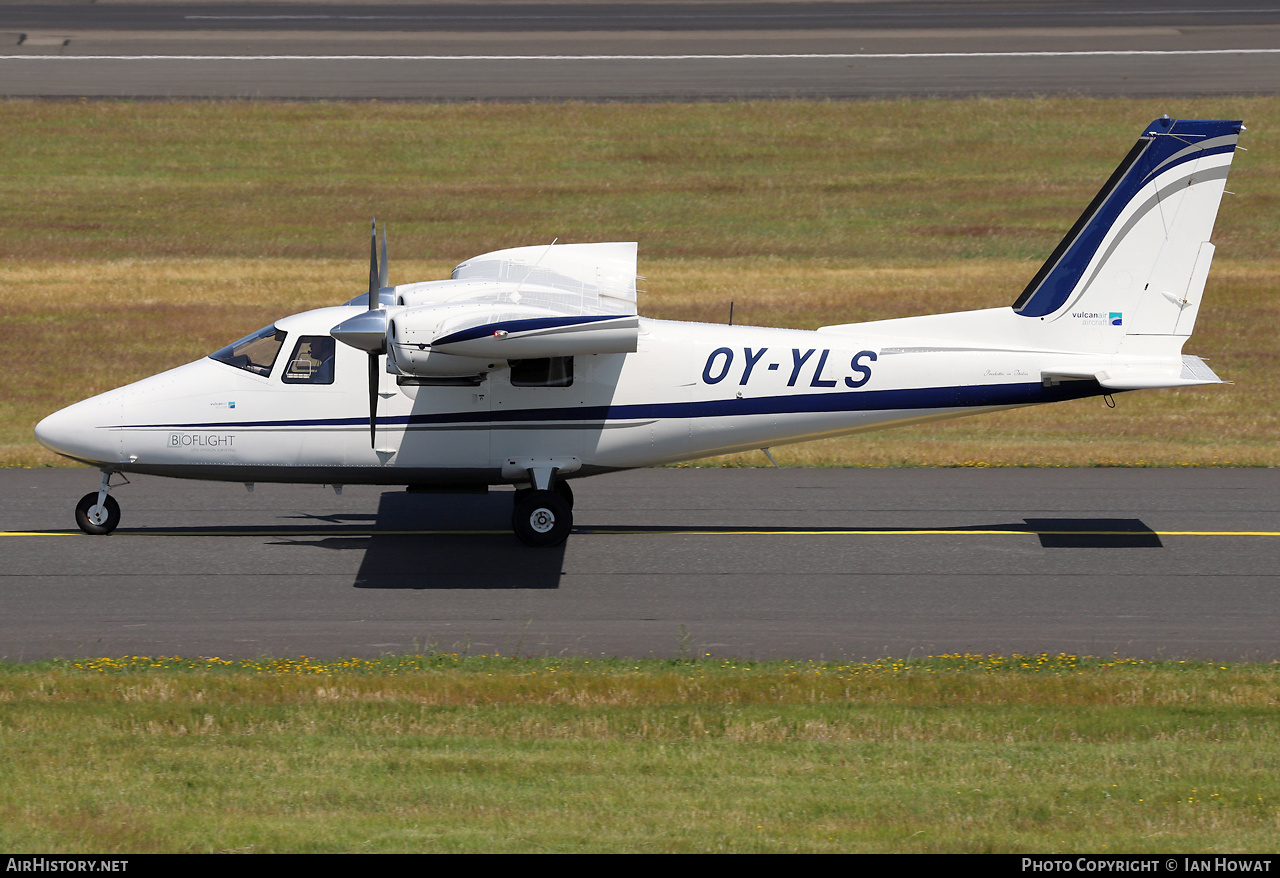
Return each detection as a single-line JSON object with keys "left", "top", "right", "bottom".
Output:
{"left": 119, "top": 379, "right": 1105, "bottom": 430}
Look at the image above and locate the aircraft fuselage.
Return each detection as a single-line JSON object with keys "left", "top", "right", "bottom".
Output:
{"left": 36, "top": 304, "right": 1112, "bottom": 487}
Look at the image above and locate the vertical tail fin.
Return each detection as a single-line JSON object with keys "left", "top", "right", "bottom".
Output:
{"left": 1014, "top": 117, "right": 1242, "bottom": 350}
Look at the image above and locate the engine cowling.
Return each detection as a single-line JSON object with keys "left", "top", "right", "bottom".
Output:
{"left": 387, "top": 302, "right": 638, "bottom": 377}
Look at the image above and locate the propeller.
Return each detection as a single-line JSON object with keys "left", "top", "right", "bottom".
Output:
{"left": 331, "top": 219, "right": 391, "bottom": 448}
{"left": 379, "top": 222, "right": 389, "bottom": 291}
{"left": 366, "top": 220, "right": 381, "bottom": 447}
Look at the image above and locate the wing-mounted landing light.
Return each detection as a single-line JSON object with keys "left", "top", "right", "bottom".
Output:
{"left": 330, "top": 219, "right": 391, "bottom": 448}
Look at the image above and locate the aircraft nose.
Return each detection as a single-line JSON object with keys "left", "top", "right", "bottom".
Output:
{"left": 35, "top": 397, "right": 120, "bottom": 465}
{"left": 34, "top": 406, "right": 74, "bottom": 453}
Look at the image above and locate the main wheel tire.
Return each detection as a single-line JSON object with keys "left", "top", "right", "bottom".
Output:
{"left": 553, "top": 478, "right": 574, "bottom": 510}
{"left": 514, "top": 480, "right": 573, "bottom": 509}
{"left": 75, "top": 493, "right": 120, "bottom": 535}
{"left": 512, "top": 490, "right": 572, "bottom": 547}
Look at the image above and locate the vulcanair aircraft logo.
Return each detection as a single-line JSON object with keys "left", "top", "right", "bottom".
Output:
{"left": 1069, "top": 311, "right": 1123, "bottom": 327}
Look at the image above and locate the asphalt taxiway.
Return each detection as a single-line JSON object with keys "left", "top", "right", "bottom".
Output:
{"left": 3, "top": 466, "right": 1277, "bottom": 661}
{"left": 3, "top": 1, "right": 1280, "bottom": 98}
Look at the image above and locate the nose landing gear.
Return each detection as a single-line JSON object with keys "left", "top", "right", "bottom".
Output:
{"left": 75, "top": 471, "right": 126, "bottom": 535}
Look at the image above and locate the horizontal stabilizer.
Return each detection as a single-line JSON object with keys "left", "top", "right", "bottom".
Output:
{"left": 1042, "top": 355, "right": 1224, "bottom": 391}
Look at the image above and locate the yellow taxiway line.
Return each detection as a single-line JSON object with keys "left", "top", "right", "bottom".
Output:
{"left": 4, "top": 529, "right": 1280, "bottom": 538}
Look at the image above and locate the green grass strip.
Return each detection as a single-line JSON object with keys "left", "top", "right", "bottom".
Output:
{"left": 2, "top": 654, "right": 1277, "bottom": 853}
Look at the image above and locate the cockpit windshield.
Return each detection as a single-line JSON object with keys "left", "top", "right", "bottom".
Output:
{"left": 208, "top": 325, "right": 287, "bottom": 377}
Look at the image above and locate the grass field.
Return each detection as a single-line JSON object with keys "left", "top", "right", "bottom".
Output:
{"left": 3, "top": 98, "right": 1277, "bottom": 854}
{"left": 1, "top": 654, "right": 1278, "bottom": 853}
{"left": 3, "top": 97, "right": 1277, "bottom": 466}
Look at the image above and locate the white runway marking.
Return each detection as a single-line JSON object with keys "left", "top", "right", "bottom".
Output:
{"left": 5, "top": 49, "right": 1280, "bottom": 61}
{"left": 180, "top": 9, "right": 1280, "bottom": 22}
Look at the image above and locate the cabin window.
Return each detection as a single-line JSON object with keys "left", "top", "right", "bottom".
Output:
{"left": 510, "top": 357, "right": 573, "bottom": 388}
{"left": 208, "top": 325, "right": 287, "bottom": 377}
{"left": 282, "top": 336, "right": 336, "bottom": 385}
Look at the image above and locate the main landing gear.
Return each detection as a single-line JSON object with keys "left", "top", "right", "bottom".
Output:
{"left": 70, "top": 468, "right": 576, "bottom": 545}
{"left": 511, "top": 479, "right": 574, "bottom": 548}
{"left": 75, "top": 471, "right": 126, "bottom": 535}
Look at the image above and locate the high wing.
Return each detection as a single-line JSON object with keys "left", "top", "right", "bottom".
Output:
{"left": 449, "top": 241, "right": 638, "bottom": 315}
{"left": 336, "top": 240, "right": 640, "bottom": 376}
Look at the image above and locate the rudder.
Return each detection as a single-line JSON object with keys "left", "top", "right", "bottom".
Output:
{"left": 1013, "top": 117, "right": 1242, "bottom": 350}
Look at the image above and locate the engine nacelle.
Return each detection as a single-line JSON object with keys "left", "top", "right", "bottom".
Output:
{"left": 387, "top": 302, "right": 638, "bottom": 376}
{"left": 388, "top": 345, "right": 495, "bottom": 377}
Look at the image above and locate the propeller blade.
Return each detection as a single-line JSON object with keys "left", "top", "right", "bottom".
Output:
{"left": 368, "top": 218, "right": 379, "bottom": 310}
{"left": 368, "top": 352, "right": 379, "bottom": 447}
{"left": 362, "top": 218, "right": 386, "bottom": 446}
{"left": 379, "top": 226, "right": 389, "bottom": 291}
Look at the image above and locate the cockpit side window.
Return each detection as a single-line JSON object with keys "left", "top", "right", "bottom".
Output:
{"left": 282, "top": 336, "right": 336, "bottom": 385}
{"left": 208, "top": 325, "right": 287, "bottom": 377}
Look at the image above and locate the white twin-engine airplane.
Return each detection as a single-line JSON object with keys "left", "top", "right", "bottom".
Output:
{"left": 36, "top": 117, "right": 1243, "bottom": 546}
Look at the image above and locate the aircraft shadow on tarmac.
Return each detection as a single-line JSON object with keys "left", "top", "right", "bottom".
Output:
{"left": 567, "top": 518, "right": 1163, "bottom": 549}
{"left": 1021, "top": 518, "right": 1163, "bottom": 548}
{"left": 246, "top": 490, "right": 1163, "bottom": 590}
{"left": 270, "top": 490, "right": 565, "bottom": 590}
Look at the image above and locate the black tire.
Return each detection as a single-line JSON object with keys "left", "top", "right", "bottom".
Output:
{"left": 512, "top": 490, "right": 572, "bottom": 547}
{"left": 515, "top": 480, "right": 573, "bottom": 509}
{"left": 75, "top": 493, "right": 120, "bottom": 535}
{"left": 553, "top": 478, "right": 574, "bottom": 510}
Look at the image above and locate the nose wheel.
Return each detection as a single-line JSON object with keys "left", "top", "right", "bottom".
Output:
{"left": 76, "top": 492, "right": 121, "bottom": 535}
{"left": 75, "top": 471, "right": 125, "bottom": 535}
